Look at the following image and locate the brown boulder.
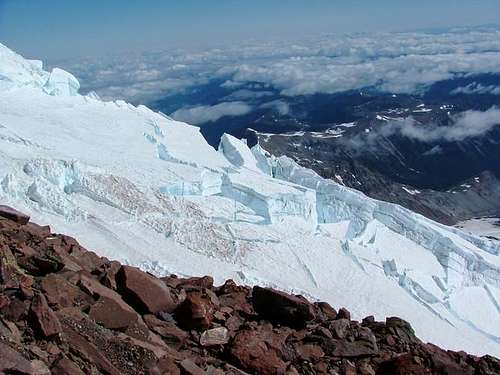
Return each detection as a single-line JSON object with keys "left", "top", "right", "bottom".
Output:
{"left": 337, "top": 307, "right": 351, "bottom": 321}
{"left": 376, "top": 354, "right": 429, "bottom": 375}
{"left": 319, "top": 326, "right": 378, "bottom": 358}
{"left": 230, "top": 325, "right": 288, "bottom": 375}
{"left": 180, "top": 359, "right": 206, "bottom": 375}
{"left": 143, "top": 314, "right": 188, "bottom": 349}
{"left": 116, "top": 265, "right": 176, "bottom": 314}
{"left": 51, "top": 357, "right": 86, "bottom": 375}
{"left": 41, "top": 274, "right": 93, "bottom": 309}
{"left": 0, "top": 341, "right": 35, "bottom": 374}
{"left": 386, "top": 317, "right": 418, "bottom": 344}
{"left": 150, "top": 357, "right": 181, "bottom": 375}
{"left": 165, "top": 275, "right": 214, "bottom": 290}
{"left": 315, "top": 301, "right": 337, "bottom": 321}
{"left": 0, "top": 205, "right": 30, "bottom": 225}
{"left": 329, "top": 318, "right": 350, "bottom": 339}
{"left": 29, "top": 293, "right": 62, "bottom": 338}
{"left": 89, "top": 296, "right": 139, "bottom": 330}
{"left": 25, "top": 222, "right": 51, "bottom": 239}
{"left": 175, "top": 292, "right": 214, "bottom": 330}
{"left": 252, "top": 286, "right": 315, "bottom": 327}
{"left": 100, "top": 260, "right": 121, "bottom": 289}
{"left": 2, "top": 298, "right": 29, "bottom": 321}
{"left": 0, "top": 342, "right": 50, "bottom": 374}
{"left": 296, "top": 344, "right": 325, "bottom": 361}
{"left": 62, "top": 326, "right": 120, "bottom": 375}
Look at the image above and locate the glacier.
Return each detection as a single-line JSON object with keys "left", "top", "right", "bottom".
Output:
{"left": 0, "top": 42, "right": 499, "bottom": 356}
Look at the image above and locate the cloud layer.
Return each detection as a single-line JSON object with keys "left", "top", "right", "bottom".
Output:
{"left": 61, "top": 26, "right": 500, "bottom": 104}
{"left": 171, "top": 102, "right": 253, "bottom": 124}
{"left": 351, "top": 107, "right": 500, "bottom": 149}
{"left": 451, "top": 82, "right": 500, "bottom": 95}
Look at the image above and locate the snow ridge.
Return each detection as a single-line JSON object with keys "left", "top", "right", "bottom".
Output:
{"left": 0, "top": 43, "right": 499, "bottom": 356}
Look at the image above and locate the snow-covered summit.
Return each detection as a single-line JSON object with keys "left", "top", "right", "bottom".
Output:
{"left": 0, "top": 43, "right": 499, "bottom": 357}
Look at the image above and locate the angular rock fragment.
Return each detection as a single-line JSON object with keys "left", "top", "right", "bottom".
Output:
{"left": 180, "top": 359, "right": 206, "bottom": 375}
{"left": 175, "top": 292, "right": 214, "bottom": 330}
{"left": 116, "top": 265, "right": 176, "bottom": 314}
{"left": 88, "top": 296, "right": 139, "bottom": 330}
{"left": 252, "top": 286, "right": 315, "bottom": 327}
{"left": 29, "top": 293, "right": 62, "bottom": 337}
{"left": 51, "top": 357, "right": 86, "bottom": 375}
{"left": 0, "top": 205, "right": 30, "bottom": 224}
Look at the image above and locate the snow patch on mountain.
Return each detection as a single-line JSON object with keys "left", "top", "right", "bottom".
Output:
{"left": 0, "top": 42, "right": 499, "bottom": 357}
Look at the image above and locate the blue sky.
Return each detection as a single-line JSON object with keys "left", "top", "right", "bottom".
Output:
{"left": 1, "top": 0, "right": 500, "bottom": 60}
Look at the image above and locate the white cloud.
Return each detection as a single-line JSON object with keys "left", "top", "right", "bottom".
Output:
{"left": 61, "top": 26, "right": 500, "bottom": 103}
{"left": 171, "top": 102, "right": 253, "bottom": 124}
{"left": 354, "top": 107, "right": 500, "bottom": 147}
{"left": 260, "top": 100, "right": 290, "bottom": 115}
{"left": 451, "top": 82, "right": 500, "bottom": 95}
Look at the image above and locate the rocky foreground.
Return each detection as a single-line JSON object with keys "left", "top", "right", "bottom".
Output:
{"left": 0, "top": 205, "right": 498, "bottom": 375}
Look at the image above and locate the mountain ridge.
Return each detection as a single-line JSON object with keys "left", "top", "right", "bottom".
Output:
{"left": 0, "top": 42, "right": 499, "bottom": 357}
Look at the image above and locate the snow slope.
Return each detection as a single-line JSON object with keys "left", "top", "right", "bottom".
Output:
{"left": 0, "top": 43, "right": 499, "bottom": 356}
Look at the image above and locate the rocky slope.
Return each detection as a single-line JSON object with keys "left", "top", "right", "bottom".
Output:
{"left": 1, "top": 205, "right": 499, "bottom": 375}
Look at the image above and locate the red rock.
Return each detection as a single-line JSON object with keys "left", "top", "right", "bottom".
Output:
{"left": 0, "top": 205, "right": 30, "bottom": 225}
{"left": 143, "top": 314, "right": 188, "bottom": 349}
{"left": 0, "top": 341, "right": 48, "bottom": 374}
{"left": 89, "top": 296, "right": 139, "bottom": 330}
{"left": 325, "top": 338, "right": 378, "bottom": 358}
{"left": 150, "top": 357, "right": 181, "bottom": 375}
{"left": 376, "top": 354, "right": 429, "bottom": 375}
{"left": 230, "top": 325, "right": 288, "bottom": 375}
{"left": 51, "top": 357, "right": 85, "bottom": 375}
{"left": 116, "top": 265, "right": 176, "bottom": 314}
{"left": 175, "top": 292, "right": 214, "bottom": 330}
{"left": 62, "top": 327, "right": 121, "bottom": 375}
{"left": 296, "top": 344, "right": 325, "bottom": 361}
{"left": 315, "top": 301, "right": 337, "bottom": 320}
{"left": 329, "top": 319, "right": 350, "bottom": 339}
{"left": 424, "top": 343, "right": 474, "bottom": 375}
{"left": 337, "top": 307, "right": 351, "bottom": 321}
{"left": 252, "top": 286, "right": 315, "bottom": 327}
{"left": 2, "top": 298, "right": 29, "bottom": 321}
{"left": 180, "top": 359, "right": 206, "bottom": 375}
{"left": 100, "top": 260, "right": 121, "bottom": 289}
{"left": 25, "top": 222, "right": 51, "bottom": 239}
{"left": 41, "top": 274, "right": 93, "bottom": 309}
{"left": 0, "top": 318, "right": 22, "bottom": 343}
{"left": 177, "top": 276, "right": 214, "bottom": 290}
{"left": 29, "top": 293, "right": 62, "bottom": 337}
{"left": 76, "top": 251, "right": 106, "bottom": 273}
